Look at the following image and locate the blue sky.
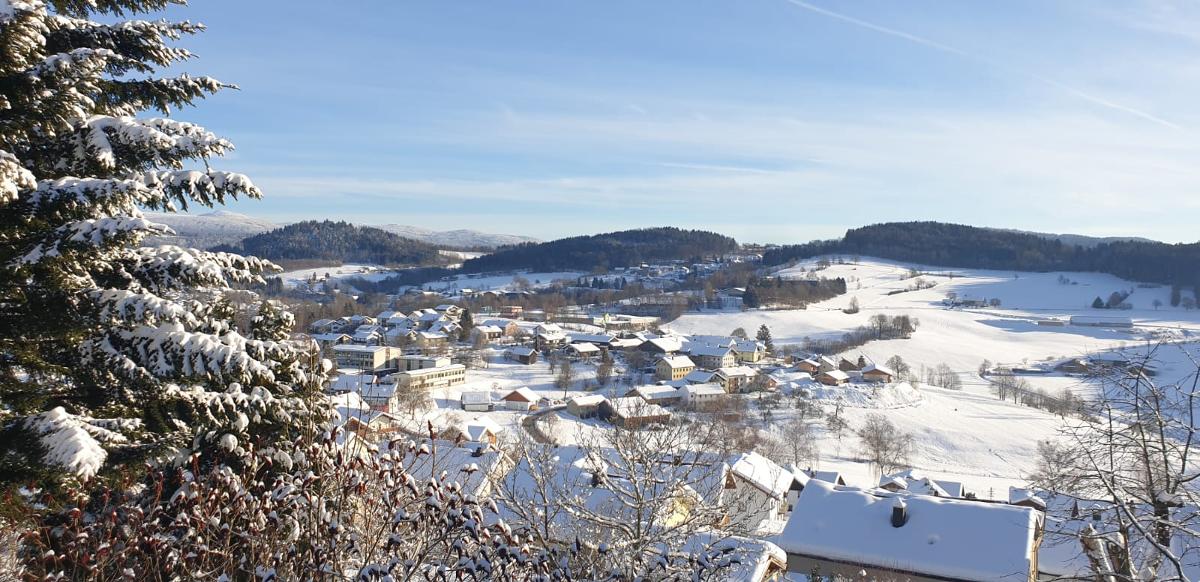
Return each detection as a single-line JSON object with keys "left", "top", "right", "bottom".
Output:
{"left": 156, "top": 0, "right": 1200, "bottom": 244}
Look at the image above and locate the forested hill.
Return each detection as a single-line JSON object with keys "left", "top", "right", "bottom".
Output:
{"left": 212, "top": 221, "right": 444, "bottom": 266}
{"left": 763, "top": 222, "right": 1200, "bottom": 288}
{"left": 461, "top": 227, "right": 737, "bottom": 273}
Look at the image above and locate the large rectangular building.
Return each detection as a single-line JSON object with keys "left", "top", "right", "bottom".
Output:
{"left": 394, "top": 364, "right": 466, "bottom": 391}
{"left": 332, "top": 345, "right": 403, "bottom": 372}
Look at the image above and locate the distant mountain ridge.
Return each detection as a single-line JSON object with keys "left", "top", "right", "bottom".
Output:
{"left": 143, "top": 211, "right": 537, "bottom": 250}
{"left": 373, "top": 224, "right": 539, "bottom": 249}
{"left": 145, "top": 210, "right": 277, "bottom": 249}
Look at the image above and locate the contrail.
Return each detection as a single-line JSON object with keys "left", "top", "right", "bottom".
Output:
{"left": 783, "top": 0, "right": 1184, "bottom": 131}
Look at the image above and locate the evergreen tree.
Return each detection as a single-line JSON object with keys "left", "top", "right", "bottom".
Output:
{"left": 0, "top": 0, "right": 325, "bottom": 487}
{"left": 1092, "top": 296, "right": 1106, "bottom": 309}
{"left": 756, "top": 324, "right": 775, "bottom": 354}
{"left": 458, "top": 307, "right": 474, "bottom": 341}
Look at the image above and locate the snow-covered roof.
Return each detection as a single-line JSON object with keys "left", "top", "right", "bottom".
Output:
{"left": 568, "top": 394, "right": 607, "bottom": 407}
{"left": 879, "top": 469, "right": 961, "bottom": 498}
{"left": 609, "top": 338, "right": 644, "bottom": 349}
{"left": 1007, "top": 487, "right": 1046, "bottom": 509}
{"left": 684, "top": 369, "right": 717, "bottom": 383}
{"left": 659, "top": 355, "right": 695, "bottom": 369}
{"left": 506, "top": 346, "right": 536, "bottom": 357}
{"left": 569, "top": 342, "right": 601, "bottom": 354}
{"left": 717, "top": 366, "right": 758, "bottom": 378}
{"left": 358, "top": 381, "right": 396, "bottom": 400}
{"left": 606, "top": 396, "right": 670, "bottom": 419}
{"left": 330, "top": 374, "right": 380, "bottom": 392}
{"left": 645, "top": 336, "right": 684, "bottom": 353}
{"left": 401, "top": 440, "right": 506, "bottom": 498}
{"left": 680, "top": 383, "right": 726, "bottom": 397}
{"left": 775, "top": 480, "right": 1038, "bottom": 582}
{"left": 312, "top": 333, "right": 350, "bottom": 342}
{"left": 333, "top": 344, "right": 390, "bottom": 354}
{"left": 460, "top": 391, "right": 492, "bottom": 405}
{"left": 862, "top": 363, "right": 896, "bottom": 376}
{"left": 819, "top": 369, "right": 850, "bottom": 381}
{"left": 728, "top": 451, "right": 792, "bottom": 500}
{"left": 688, "top": 344, "right": 734, "bottom": 358}
{"left": 570, "top": 333, "right": 615, "bottom": 344}
{"left": 474, "top": 324, "right": 503, "bottom": 333}
{"left": 630, "top": 385, "right": 680, "bottom": 400}
{"left": 503, "top": 387, "right": 539, "bottom": 402}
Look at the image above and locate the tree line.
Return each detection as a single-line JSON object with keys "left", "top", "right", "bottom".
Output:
{"left": 763, "top": 221, "right": 1200, "bottom": 290}
{"left": 213, "top": 220, "right": 446, "bottom": 266}
{"left": 460, "top": 227, "right": 737, "bottom": 273}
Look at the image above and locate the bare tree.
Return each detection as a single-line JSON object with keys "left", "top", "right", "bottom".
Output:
{"left": 856, "top": 413, "right": 915, "bottom": 479}
{"left": 555, "top": 359, "right": 575, "bottom": 396}
{"left": 498, "top": 413, "right": 754, "bottom": 579}
{"left": 1031, "top": 344, "right": 1200, "bottom": 580}
{"left": 770, "top": 417, "right": 819, "bottom": 469}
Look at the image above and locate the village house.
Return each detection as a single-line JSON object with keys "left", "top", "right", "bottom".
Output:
{"left": 816, "top": 369, "right": 850, "bottom": 386}
{"left": 796, "top": 358, "right": 821, "bottom": 374}
{"left": 566, "top": 394, "right": 606, "bottom": 419}
{"left": 716, "top": 366, "right": 759, "bottom": 393}
{"left": 680, "top": 383, "right": 727, "bottom": 408}
{"left": 861, "top": 363, "right": 896, "bottom": 384}
{"left": 775, "top": 480, "right": 1042, "bottom": 582}
{"left": 501, "top": 387, "right": 539, "bottom": 411}
{"left": 816, "top": 355, "right": 839, "bottom": 373}
{"left": 310, "top": 318, "right": 341, "bottom": 334}
{"left": 442, "top": 416, "right": 503, "bottom": 446}
{"left": 402, "top": 440, "right": 511, "bottom": 499}
{"left": 504, "top": 346, "right": 538, "bottom": 365}
{"left": 471, "top": 324, "right": 504, "bottom": 343}
{"left": 733, "top": 339, "right": 766, "bottom": 363}
{"left": 838, "top": 355, "right": 871, "bottom": 372}
{"left": 499, "top": 305, "right": 524, "bottom": 319}
{"left": 567, "top": 342, "right": 602, "bottom": 362}
{"left": 600, "top": 396, "right": 671, "bottom": 429}
{"left": 878, "top": 469, "right": 965, "bottom": 498}
{"left": 416, "top": 330, "right": 450, "bottom": 350}
{"left": 460, "top": 390, "right": 494, "bottom": 412}
{"left": 625, "top": 384, "right": 683, "bottom": 406}
{"left": 656, "top": 355, "right": 696, "bottom": 381}
{"left": 724, "top": 451, "right": 796, "bottom": 531}
{"left": 311, "top": 332, "right": 351, "bottom": 355}
{"left": 394, "top": 364, "right": 467, "bottom": 391}
{"left": 689, "top": 344, "right": 737, "bottom": 370}
{"left": 684, "top": 369, "right": 718, "bottom": 384}
{"left": 639, "top": 336, "right": 685, "bottom": 355}
{"left": 534, "top": 323, "right": 569, "bottom": 351}
{"left": 358, "top": 381, "right": 400, "bottom": 413}
{"left": 480, "top": 318, "right": 521, "bottom": 337}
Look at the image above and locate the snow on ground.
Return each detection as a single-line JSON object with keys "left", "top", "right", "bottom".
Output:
{"left": 668, "top": 257, "right": 1200, "bottom": 374}
{"left": 429, "top": 271, "right": 585, "bottom": 293}
{"left": 279, "top": 264, "right": 398, "bottom": 289}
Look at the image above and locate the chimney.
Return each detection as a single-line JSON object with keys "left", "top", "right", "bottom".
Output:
{"left": 471, "top": 445, "right": 484, "bottom": 458}
{"left": 590, "top": 471, "right": 605, "bottom": 487}
{"left": 891, "top": 497, "right": 908, "bottom": 528}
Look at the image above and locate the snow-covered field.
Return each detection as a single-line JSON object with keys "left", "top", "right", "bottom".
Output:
{"left": 279, "top": 264, "right": 398, "bottom": 289}
{"left": 667, "top": 258, "right": 1200, "bottom": 373}
{"left": 381, "top": 257, "right": 1200, "bottom": 506}
{"left": 429, "top": 271, "right": 586, "bottom": 293}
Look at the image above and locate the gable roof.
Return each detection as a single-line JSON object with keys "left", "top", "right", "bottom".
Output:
{"left": 503, "top": 387, "right": 539, "bottom": 402}
{"left": 659, "top": 355, "right": 695, "bottom": 369}
{"left": 460, "top": 391, "right": 492, "bottom": 405}
{"left": 728, "top": 451, "right": 793, "bottom": 500}
{"left": 775, "top": 481, "right": 1038, "bottom": 582}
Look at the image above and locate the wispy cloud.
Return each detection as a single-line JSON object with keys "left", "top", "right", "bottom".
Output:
{"left": 783, "top": 0, "right": 1185, "bottom": 131}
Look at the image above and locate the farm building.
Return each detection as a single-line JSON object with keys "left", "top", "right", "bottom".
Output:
{"left": 566, "top": 394, "right": 606, "bottom": 419}
{"left": 504, "top": 346, "right": 538, "bottom": 365}
{"left": 501, "top": 387, "right": 540, "bottom": 411}
{"left": 816, "top": 370, "right": 850, "bottom": 386}
{"left": 600, "top": 397, "right": 671, "bottom": 429}
{"left": 460, "top": 391, "right": 493, "bottom": 412}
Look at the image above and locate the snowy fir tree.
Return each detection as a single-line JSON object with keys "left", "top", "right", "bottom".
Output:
{"left": 0, "top": 0, "right": 327, "bottom": 488}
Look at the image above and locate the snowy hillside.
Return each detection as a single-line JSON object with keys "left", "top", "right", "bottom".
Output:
{"left": 374, "top": 224, "right": 539, "bottom": 249}
{"left": 144, "top": 210, "right": 276, "bottom": 249}
{"left": 668, "top": 257, "right": 1200, "bottom": 373}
